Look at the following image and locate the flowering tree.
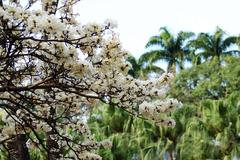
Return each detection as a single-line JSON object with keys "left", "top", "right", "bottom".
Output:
{"left": 0, "top": 0, "right": 181, "bottom": 159}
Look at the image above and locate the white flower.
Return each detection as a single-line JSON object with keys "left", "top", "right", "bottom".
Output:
{"left": 0, "top": 0, "right": 180, "bottom": 158}
{"left": 2, "top": 126, "right": 15, "bottom": 136}
{"left": 78, "top": 152, "right": 102, "bottom": 160}
{"left": 99, "top": 139, "right": 112, "bottom": 148}
{"left": 104, "top": 19, "right": 118, "bottom": 29}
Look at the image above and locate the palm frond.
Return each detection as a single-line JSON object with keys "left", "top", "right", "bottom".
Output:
{"left": 224, "top": 50, "right": 240, "bottom": 56}
{"left": 159, "top": 27, "right": 171, "bottom": 38}
{"left": 179, "top": 31, "right": 195, "bottom": 39}
{"left": 127, "top": 55, "right": 142, "bottom": 78}
{"left": 222, "top": 36, "right": 238, "bottom": 49}
{"left": 213, "top": 27, "right": 225, "bottom": 40}
{"left": 190, "top": 33, "right": 214, "bottom": 56}
{"left": 176, "top": 31, "right": 195, "bottom": 47}
{"left": 127, "top": 55, "right": 138, "bottom": 65}
{"left": 138, "top": 50, "right": 167, "bottom": 64}
{"left": 144, "top": 27, "right": 196, "bottom": 73}
{"left": 145, "top": 35, "right": 163, "bottom": 48}
{"left": 142, "top": 65, "right": 165, "bottom": 75}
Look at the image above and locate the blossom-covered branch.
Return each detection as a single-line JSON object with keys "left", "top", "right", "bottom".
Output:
{"left": 0, "top": 0, "right": 181, "bottom": 159}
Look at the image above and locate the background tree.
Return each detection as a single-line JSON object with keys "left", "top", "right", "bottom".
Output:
{"left": 127, "top": 55, "right": 164, "bottom": 79}
{"left": 170, "top": 56, "right": 240, "bottom": 103}
{"left": 189, "top": 27, "right": 239, "bottom": 64}
{"left": 141, "top": 27, "right": 194, "bottom": 74}
{"left": 169, "top": 56, "right": 240, "bottom": 159}
{"left": 90, "top": 31, "right": 240, "bottom": 160}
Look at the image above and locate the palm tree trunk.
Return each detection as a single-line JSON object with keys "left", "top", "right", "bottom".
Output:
{"left": 167, "top": 61, "right": 177, "bottom": 75}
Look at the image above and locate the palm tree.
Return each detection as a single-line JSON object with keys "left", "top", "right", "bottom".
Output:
{"left": 141, "top": 27, "right": 194, "bottom": 74}
{"left": 127, "top": 55, "right": 164, "bottom": 79}
{"left": 190, "top": 27, "right": 240, "bottom": 64}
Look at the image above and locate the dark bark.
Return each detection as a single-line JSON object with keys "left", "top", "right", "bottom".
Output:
{"left": 7, "top": 134, "right": 30, "bottom": 160}
{"left": 46, "top": 131, "right": 60, "bottom": 160}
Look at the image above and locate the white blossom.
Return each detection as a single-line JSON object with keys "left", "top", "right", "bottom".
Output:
{"left": 0, "top": 0, "right": 181, "bottom": 159}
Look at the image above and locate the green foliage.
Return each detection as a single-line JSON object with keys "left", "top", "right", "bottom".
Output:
{"left": 88, "top": 28, "right": 240, "bottom": 160}
{"left": 170, "top": 56, "right": 240, "bottom": 103}
{"left": 143, "top": 27, "right": 194, "bottom": 73}
{"left": 189, "top": 27, "right": 239, "bottom": 62}
{"left": 127, "top": 55, "right": 164, "bottom": 79}
{"left": 175, "top": 92, "right": 240, "bottom": 160}
{"left": 88, "top": 105, "right": 141, "bottom": 160}
{"left": 168, "top": 56, "right": 240, "bottom": 159}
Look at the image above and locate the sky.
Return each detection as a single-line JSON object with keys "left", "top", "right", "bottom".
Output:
{"left": 78, "top": 0, "right": 240, "bottom": 58}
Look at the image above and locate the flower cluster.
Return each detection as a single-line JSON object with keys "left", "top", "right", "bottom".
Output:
{"left": 0, "top": 0, "right": 181, "bottom": 159}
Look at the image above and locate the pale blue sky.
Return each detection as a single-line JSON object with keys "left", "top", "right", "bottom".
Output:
{"left": 78, "top": 0, "right": 240, "bottom": 58}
